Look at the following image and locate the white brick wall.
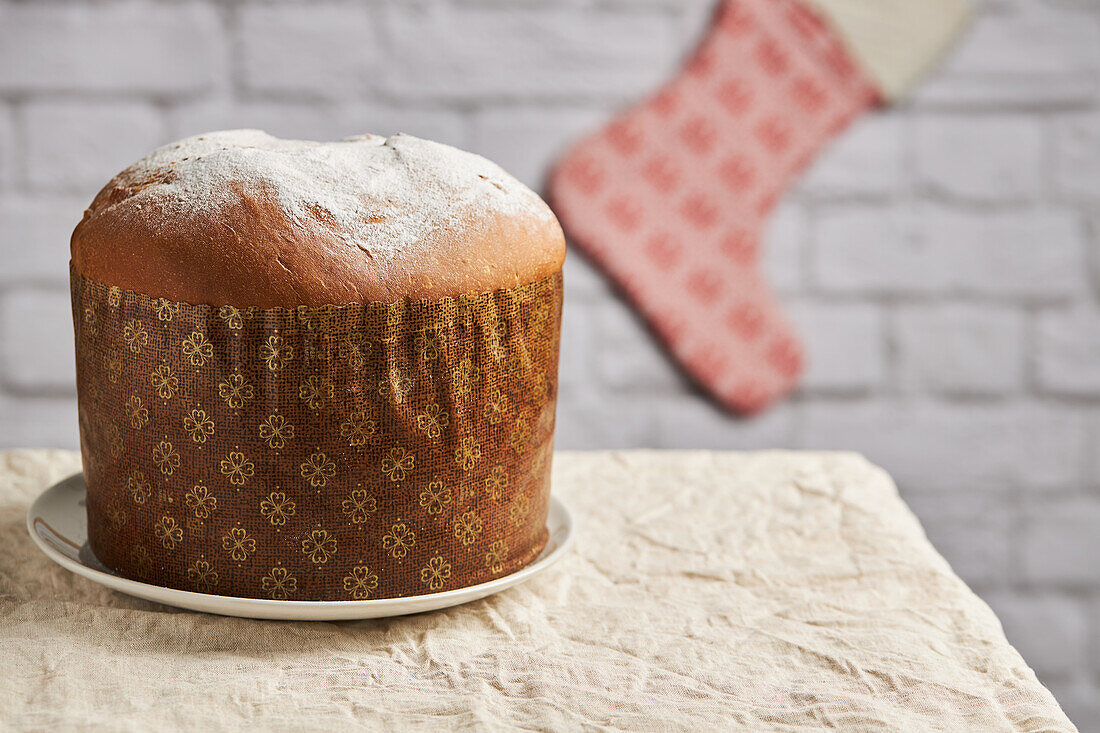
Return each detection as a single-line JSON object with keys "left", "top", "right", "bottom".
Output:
{"left": 0, "top": 0, "right": 1097, "bottom": 726}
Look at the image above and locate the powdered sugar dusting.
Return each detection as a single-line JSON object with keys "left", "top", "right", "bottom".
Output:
{"left": 99, "top": 129, "right": 554, "bottom": 257}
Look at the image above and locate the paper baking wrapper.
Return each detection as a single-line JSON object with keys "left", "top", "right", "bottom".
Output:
{"left": 71, "top": 267, "right": 562, "bottom": 601}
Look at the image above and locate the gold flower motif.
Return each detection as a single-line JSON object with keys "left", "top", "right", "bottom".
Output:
{"left": 381, "top": 446, "right": 414, "bottom": 483}
{"left": 452, "top": 357, "right": 480, "bottom": 397}
{"left": 301, "top": 451, "right": 336, "bottom": 488}
{"left": 107, "top": 286, "right": 121, "bottom": 308}
{"left": 83, "top": 305, "right": 98, "bottom": 337}
{"left": 510, "top": 493, "right": 531, "bottom": 527}
{"left": 258, "top": 413, "right": 294, "bottom": 449}
{"left": 128, "top": 470, "right": 151, "bottom": 505}
{"left": 126, "top": 395, "right": 149, "bottom": 429}
{"left": 420, "top": 555, "right": 452, "bottom": 591}
{"left": 415, "top": 403, "right": 449, "bottom": 440}
{"left": 377, "top": 368, "right": 412, "bottom": 403}
{"left": 106, "top": 501, "right": 127, "bottom": 530}
{"left": 183, "top": 408, "right": 215, "bottom": 443}
{"left": 185, "top": 484, "right": 217, "bottom": 519}
{"left": 339, "top": 410, "right": 377, "bottom": 447}
{"left": 260, "top": 491, "right": 295, "bottom": 526}
{"left": 220, "top": 451, "right": 254, "bottom": 486}
{"left": 296, "top": 304, "right": 336, "bottom": 331}
{"left": 260, "top": 335, "right": 293, "bottom": 372}
{"left": 105, "top": 351, "right": 123, "bottom": 384}
{"left": 222, "top": 527, "right": 256, "bottom": 561}
{"left": 152, "top": 441, "right": 180, "bottom": 475}
{"left": 418, "top": 479, "right": 452, "bottom": 516}
{"left": 343, "top": 566, "right": 379, "bottom": 600}
{"left": 154, "top": 515, "right": 183, "bottom": 550}
{"left": 154, "top": 298, "right": 180, "bottom": 322}
{"left": 508, "top": 285, "right": 530, "bottom": 307}
{"left": 187, "top": 559, "right": 219, "bottom": 593}
{"left": 218, "top": 305, "right": 251, "bottom": 330}
{"left": 261, "top": 567, "right": 297, "bottom": 600}
{"left": 339, "top": 333, "right": 370, "bottom": 371}
{"left": 454, "top": 436, "right": 481, "bottom": 472}
{"left": 509, "top": 418, "right": 531, "bottom": 454}
{"left": 382, "top": 523, "right": 415, "bottom": 559}
{"left": 416, "top": 326, "right": 445, "bottom": 361}
{"left": 341, "top": 489, "right": 377, "bottom": 524}
{"left": 298, "top": 375, "right": 334, "bottom": 410}
{"left": 485, "top": 540, "right": 509, "bottom": 574}
{"left": 218, "top": 373, "right": 254, "bottom": 409}
{"left": 483, "top": 388, "right": 509, "bottom": 425}
{"left": 506, "top": 350, "right": 527, "bottom": 379}
{"left": 531, "top": 370, "right": 549, "bottom": 401}
{"left": 130, "top": 545, "right": 152, "bottom": 577}
{"left": 105, "top": 424, "right": 124, "bottom": 459}
{"left": 382, "top": 301, "right": 406, "bottom": 343}
{"left": 180, "top": 331, "right": 213, "bottom": 366}
{"left": 484, "top": 465, "right": 508, "bottom": 501}
{"left": 150, "top": 364, "right": 178, "bottom": 399}
{"left": 532, "top": 299, "right": 552, "bottom": 330}
{"left": 453, "top": 510, "right": 483, "bottom": 546}
{"left": 123, "top": 320, "right": 148, "bottom": 354}
{"left": 301, "top": 529, "right": 337, "bottom": 564}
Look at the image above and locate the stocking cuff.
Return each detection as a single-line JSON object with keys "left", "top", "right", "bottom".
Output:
{"left": 802, "top": 0, "right": 973, "bottom": 102}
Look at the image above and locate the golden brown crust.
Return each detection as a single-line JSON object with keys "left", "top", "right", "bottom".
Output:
{"left": 70, "top": 130, "right": 565, "bottom": 307}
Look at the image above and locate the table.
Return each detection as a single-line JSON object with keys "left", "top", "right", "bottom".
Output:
{"left": 0, "top": 449, "right": 1074, "bottom": 731}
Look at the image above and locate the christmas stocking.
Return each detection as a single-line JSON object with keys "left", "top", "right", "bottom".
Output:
{"left": 549, "top": 0, "right": 971, "bottom": 414}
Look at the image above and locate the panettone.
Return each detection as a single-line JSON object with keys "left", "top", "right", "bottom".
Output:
{"left": 70, "top": 130, "right": 565, "bottom": 601}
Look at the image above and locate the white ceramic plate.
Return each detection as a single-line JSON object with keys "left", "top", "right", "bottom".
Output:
{"left": 27, "top": 473, "right": 574, "bottom": 620}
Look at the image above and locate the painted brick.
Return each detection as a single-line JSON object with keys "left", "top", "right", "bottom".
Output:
{"left": 897, "top": 305, "right": 1025, "bottom": 395}
{"left": 1053, "top": 683, "right": 1100, "bottom": 733}
{"left": 912, "top": 74, "right": 1098, "bottom": 110}
{"left": 23, "top": 102, "right": 165, "bottom": 195}
{"left": 0, "top": 2, "right": 224, "bottom": 94}
{"left": 554, "top": 395, "right": 658, "bottom": 450}
{"left": 1055, "top": 112, "right": 1100, "bottom": 202}
{"left": 171, "top": 101, "right": 470, "bottom": 151}
{"left": 653, "top": 398, "right": 795, "bottom": 450}
{"left": 800, "top": 113, "right": 905, "bottom": 197}
{"left": 340, "top": 105, "right": 471, "bottom": 151}
{"left": 593, "top": 298, "right": 687, "bottom": 394}
{"left": 812, "top": 205, "right": 1086, "bottom": 299}
{"left": 238, "top": 5, "right": 381, "bottom": 98}
{"left": 983, "top": 594, "right": 1089, "bottom": 683}
{"left": 170, "top": 100, "right": 354, "bottom": 145}
{"left": 0, "top": 394, "right": 79, "bottom": 449}
{"left": 0, "top": 104, "right": 13, "bottom": 189}
{"left": 800, "top": 402, "right": 1086, "bottom": 492}
{"left": 557, "top": 295, "right": 599, "bottom": 400}
{"left": 1021, "top": 496, "right": 1100, "bottom": 587}
{"left": 944, "top": 4, "right": 1100, "bottom": 77}
{"left": 914, "top": 116, "right": 1044, "bottom": 202}
{"left": 381, "top": 5, "right": 679, "bottom": 101}
{"left": 562, "top": 250, "right": 612, "bottom": 302}
{"left": 914, "top": 4, "right": 1100, "bottom": 108}
{"left": 1038, "top": 305, "right": 1100, "bottom": 396}
{"left": 905, "top": 492, "right": 1011, "bottom": 588}
{"left": 0, "top": 287, "right": 76, "bottom": 395}
{"left": 471, "top": 106, "right": 609, "bottom": 190}
{"left": 788, "top": 302, "right": 885, "bottom": 393}
{"left": 763, "top": 201, "right": 808, "bottom": 296}
{"left": 0, "top": 195, "right": 87, "bottom": 284}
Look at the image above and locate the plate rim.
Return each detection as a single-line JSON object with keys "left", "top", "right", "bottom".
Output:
{"left": 26, "top": 472, "right": 575, "bottom": 620}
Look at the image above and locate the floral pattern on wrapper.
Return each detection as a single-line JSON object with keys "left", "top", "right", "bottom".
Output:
{"left": 72, "top": 267, "right": 562, "bottom": 600}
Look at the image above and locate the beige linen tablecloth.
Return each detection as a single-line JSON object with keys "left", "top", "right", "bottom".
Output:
{"left": 0, "top": 449, "right": 1073, "bottom": 731}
